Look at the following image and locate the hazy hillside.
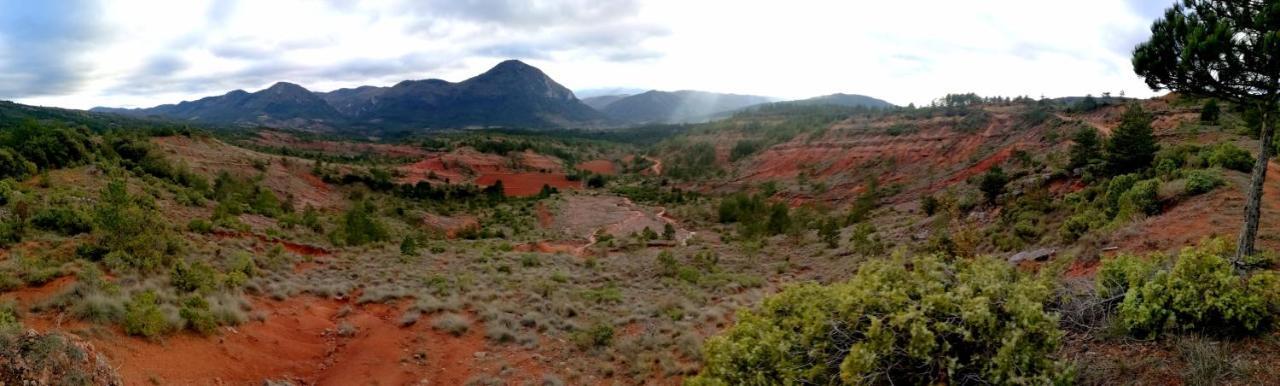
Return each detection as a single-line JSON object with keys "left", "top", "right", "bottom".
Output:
{"left": 600, "top": 90, "right": 773, "bottom": 123}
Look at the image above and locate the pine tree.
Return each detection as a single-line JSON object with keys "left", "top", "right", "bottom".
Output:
{"left": 1200, "top": 99, "right": 1221, "bottom": 124}
{"left": 1133, "top": 0, "right": 1280, "bottom": 260}
{"left": 1068, "top": 126, "right": 1102, "bottom": 172}
{"left": 1104, "top": 104, "right": 1158, "bottom": 175}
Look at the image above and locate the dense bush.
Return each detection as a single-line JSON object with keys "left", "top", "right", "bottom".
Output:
{"left": 1203, "top": 143, "right": 1253, "bottom": 173}
{"left": 690, "top": 254, "right": 1070, "bottom": 385}
{"left": 1116, "top": 179, "right": 1160, "bottom": 219}
{"left": 123, "top": 290, "right": 171, "bottom": 337}
{"left": 0, "top": 148, "right": 36, "bottom": 180}
{"left": 1099, "top": 239, "right": 1280, "bottom": 337}
{"left": 94, "top": 178, "right": 176, "bottom": 271}
{"left": 336, "top": 200, "right": 389, "bottom": 246}
{"left": 1184, "top": 169, "right": 1225, "bottom": 196}
{"left": 31, "top": 206, "right": 93, "bottom": 235}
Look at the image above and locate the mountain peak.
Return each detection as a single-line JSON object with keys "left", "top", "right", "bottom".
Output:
{"left": 264, "top": 82, "right": 311, "bottom": 94}
{"left": 489, "top": 59, "right": 537, "bottom": 73}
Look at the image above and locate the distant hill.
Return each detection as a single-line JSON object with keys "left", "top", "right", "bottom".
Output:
{"left": 581, "top": 94, "right": 631, "bottom": 110}
{"left": 3, "top": 100, "right": 184, "bottom": 132}
{"left": 600, "top": 90, "right": 773, "bottom": 124}
{"left": 787, "top": 93, "right": 895, "bottom": 109}
{"left": 94, "top": 60, "right": 608, "bottom": 132}
{"left": 94, "top": 82, "right": 346, "bottom": 129}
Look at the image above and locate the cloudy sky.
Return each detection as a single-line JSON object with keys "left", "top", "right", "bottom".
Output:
{"left": 0, "top": 0, "right": 1171, "bottom": 109}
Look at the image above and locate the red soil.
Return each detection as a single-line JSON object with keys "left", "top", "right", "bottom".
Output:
{"left": 0, "top": 275, "right": 75, "bottom": 307}
{"left": 475, "top": 173, "right": 582, "bottom": 197}
{"left": 398, "top": 156, "right": 468, "bottom": 184}
{"left": 576, "top": 159, "right": 617, "bottom": 175}
{"left": 422, "top": 213, "right": 480, "bottom": 239}
{"left": 82, "top": 296, "right": 545, "bottom": 385}
{"left": 536, "top": 202, "right": 553, "bottom": 228}
{"left": 514, "top": 241, "right": 586, "bottom": 255}
{"left": 253, "top": 131, "right": 431, "bottom": 159}
{"left": 211, "top": 230, "right": 331, "bottom": 257}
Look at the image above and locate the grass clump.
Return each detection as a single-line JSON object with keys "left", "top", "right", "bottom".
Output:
{"left": 689, "top": 253, "right": 1071, "bottom": 385}
{"left": 432, "top": 313, "right": 471, "bottom": 336}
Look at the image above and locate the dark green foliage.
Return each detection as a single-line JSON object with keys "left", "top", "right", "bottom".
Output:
{"left": 717, "top": 194, "right": 792, "bottom": 238}
{"left": 817, "top": 218, "right": 839, "bottom": 248}
{"left": 1185, "top": 169, "right": 1225, "bottom": 196}
{"left": 31, "top": 206, "right": 93, "bottom": 236}
{"left": 765, "top": 202, "right": 791, "bottom": 235}
{"left": 1077, "top": 94, "right": 1100, "bottom": 112}
{"left": 1068, "top": 126, "right": 1103, "bottom": 173}
{"left": 1117, "top": 179, "right": 1161, "bottom": 219}
{"left": 690, "top": 254, "right": 1069, "bottom": 385}
{"left": 171, "top": 261, "right": 217, "bottom": 294}
{"left": 94, "top": 178, "right": 175, "bottom": 272}
{"left": 179, "top": 296, "right": 217, "bottom": 335}
{"left": 978, "top": 166, "right": 1008, "bottom": 205}
{"left": 1105, "top": 105, "right": 1159, "bottom": 175}
{"left": 1104, "top": 174, "right": 1141, "bottom": 216}
{"left": 920, "top": 195, "right": 939, "bottom": 216}
{"left": 123, "top": 291, "right": 170, "bottom": 337}
{"left": 729, "top": 139, "right": 764, "bottom": 162}
{"left": 1203, "top": 143, "right": 1253, "bottom": 172}
{"left": 665, "top": 142, "right": 719, "bottom": 180}
{"left": 1200, "top": 99, "right": 1221, "bottom": 124}
{"left": 572, "top": 323, "right": 614, "bottom": 349}
{"left": 400, "top": 236, "right": 418, "bottom": 256}
{"left": 585, "top": 174, "right": 606, "bottom": 189}
{"left": 1100, "top": 240, "right": 1280, "bottom": 338}
{"left": 0, "top": 149, "right": 35, "bottom": 180}
{"left": 662, "top": 223, "right": 675, "bottom": 240}
{"left": 337, "top": 200, "right": 389, "bottom": 246}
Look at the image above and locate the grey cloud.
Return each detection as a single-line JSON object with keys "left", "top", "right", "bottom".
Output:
{"left": 0, "top": 0, "right": 109, "bottom": 98}
{"left": 404, "top": 0, "right": 642, "bottom": 29}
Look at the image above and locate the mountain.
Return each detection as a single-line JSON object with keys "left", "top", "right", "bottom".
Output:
{"left": 95, "top": 82, "right": 346, "bottom": 128}
{"left": 581, "top": 94, "right": 631, "bottom": 111}
{"left": 788, "top": 93, "right": 895, "bottom": 109}
{"left": 600, "top": 90, "right": 773, "bottom": 124}
{"left": 94, "top": 60, "right": 608, "bottom": 132}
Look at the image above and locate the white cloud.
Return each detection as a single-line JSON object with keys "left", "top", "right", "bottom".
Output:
{"left": 2, "top": 0, "right": 1167, "bottom": 109}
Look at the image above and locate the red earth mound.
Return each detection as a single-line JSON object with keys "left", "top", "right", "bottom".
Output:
{"left": 575, "top": 159, "right": 617, "bottom": 175}
{"left": 476, "top": 173, "right": 582, "bottom": 197}
{"left": 75, "top": 296, "right": 547, "bottom": 385}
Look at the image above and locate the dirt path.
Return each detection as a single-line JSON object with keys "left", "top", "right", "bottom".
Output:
{"left": 643, "top": 156, "right": 663, "bottom": 175}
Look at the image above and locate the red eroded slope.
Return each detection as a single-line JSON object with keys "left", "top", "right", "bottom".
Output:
{"left": 476, "top": 173, "right": 582, "bottom": 197}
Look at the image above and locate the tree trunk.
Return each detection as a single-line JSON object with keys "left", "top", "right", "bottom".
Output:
{"left": 1236, "top": 108, "right": 1273, "bottom": 265}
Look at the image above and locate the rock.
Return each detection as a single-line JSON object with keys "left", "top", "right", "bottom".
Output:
{"left": 1009, "top": 248, "right": 1056, "bottom": 264}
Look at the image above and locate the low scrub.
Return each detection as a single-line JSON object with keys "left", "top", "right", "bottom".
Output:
{"left": 690, "top": 253, "right": 1070, "bottom": 385}
{"left": 1098, "top": 239, "right": 1280, "bottom": 338}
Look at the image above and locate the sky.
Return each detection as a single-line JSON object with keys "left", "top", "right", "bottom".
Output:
{"left": 0, "top": 0, "right": 1174, "bottom": 110}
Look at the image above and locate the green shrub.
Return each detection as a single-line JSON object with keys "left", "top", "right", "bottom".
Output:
{"left": 171, "top": 261, "right": 217, "bottom": 294}
{"left": 1117, "top": 179, "right": 1161, "bottom": 219}
{"left": 1184, "top": 169, "right": 1225, "bottom": 196}
{"left": 1101, "top": 239, "right": 1280, "bottom": 337}
{"left": 690, "top": 253, "right": 1070, "bottom": 385}
{"left": 31, "top": 206, "right": 93, "bottom": 235}
{"left": 1104, "top": 174, "right": 1140, "bottom": 215}
{"left": 572, "top": 322, "right": 614, "bottom": 349}
{"left": 179, "top": 296, "right": 217, "bottom": 335}
{"left": 0, "top": 301, "right": 18, "bottom": 331}
{"left": 337, "top": 200, "right": 389, "bottom": 246}
{"left": 123, "top": 290, "right": 171, "bottom": 338}
{"left": 1203, "top": 143, "right": 1253, "bottom": 173}
{"left": 187, "top": 219, "right": 213, "bottom": 234}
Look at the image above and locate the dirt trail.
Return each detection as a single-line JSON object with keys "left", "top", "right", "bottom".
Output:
{"left": 643, "top": 156, "right": 663, "bottom": 175}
